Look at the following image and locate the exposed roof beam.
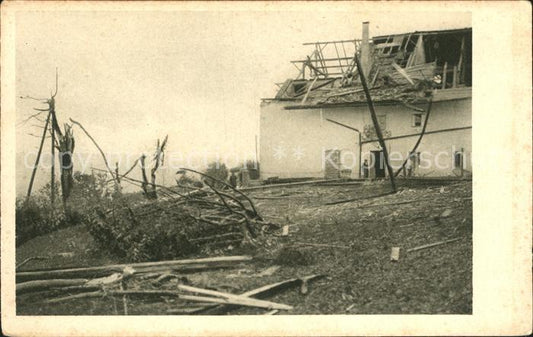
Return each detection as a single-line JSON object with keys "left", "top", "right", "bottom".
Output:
{"left": 302, "top": 39, "right": 361, "bottom": 46}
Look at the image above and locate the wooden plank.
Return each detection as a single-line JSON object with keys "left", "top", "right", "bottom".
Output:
{"left": 407, "top": 238, "right": 462, "bottom": 253}
{"left": 301, "top": 76, "right": 318, "bottom": 104}
{"left": 391, "top": 62, "right": 415, "bottom": 85}
{"left": 457, "top": 36, "right": 465, "bottom": 84}
{"left": 17, "top": 278, "right": 88, "bottom": 294}
{"left": 370, "top": 66, "right": 381, "bottom": 87}
{"left": 17, "top": 256, "right": 253, "bottom": 282}
{"left": 177, "top": 285, "right": 293, "bottom": 310}
{"left": 168, "top": 274, "right": 323, "bottom": 315}
{"left": 452, "top": 65, "right": 458, "bottom": 88}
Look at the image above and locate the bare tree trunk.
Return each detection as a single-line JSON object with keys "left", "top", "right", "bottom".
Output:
{"left": 26, "top": 112, "right": 51, "bottom": 201}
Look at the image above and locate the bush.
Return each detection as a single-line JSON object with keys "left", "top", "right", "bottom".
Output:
{"left": 16, "top": 172, "right": 111, "bottom": 246}
{"left": 16, "top": 183, "right": 68, "bottom": 246}
{"left": 87, "top": 198, "right": 207, "bottom": 261}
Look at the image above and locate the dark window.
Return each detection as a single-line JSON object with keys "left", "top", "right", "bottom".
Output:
{"left": 413, "top": 114, "right": 422, "bottom": 127}
{"left": 293, "top": 82, "right": 306, "bottom": 93}
{"left": 454, "top": 151, "right": 463, "bottom": 168}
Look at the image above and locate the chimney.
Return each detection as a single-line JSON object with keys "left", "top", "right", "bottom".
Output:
{"left": 360, "top": 21, "right": 371, "bottom": 78}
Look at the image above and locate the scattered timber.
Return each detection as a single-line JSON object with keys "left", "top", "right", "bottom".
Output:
{"left": 177, "top": 284, "right": 293, "bottom": 310}
{"left": 16, "top": 256, "right": 253, "bottom": 282}
{"left": 50, "top": 289, "right": 293, "bottom": 310}
{"left": 168, "top": 274, "right": 324, "bottom": 315}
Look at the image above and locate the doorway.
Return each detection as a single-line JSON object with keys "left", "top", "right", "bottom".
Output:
{"left": 371, "top": 150, "right": 385, "bottom": 178}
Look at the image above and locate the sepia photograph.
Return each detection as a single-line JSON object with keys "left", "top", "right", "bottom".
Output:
{"left": 1, "top": 1, "right": 531, "bottom": 336}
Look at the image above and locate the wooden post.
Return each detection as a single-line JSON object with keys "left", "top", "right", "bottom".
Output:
{"left": 255, "top": 135, "right": 259, "bottom": 165}
{"left": 26, "top": 112, "right": 51, "bottom": 201}
{"left": 457, "top": 36, "right": 465, "bottom": 84}
{"left": 441, "top": 62, "right": 448, "bottom": 89}
{"left": 354, "top": 53, "right": 396, "bottom": 192}
{"left": 452, "top": 65, "right": 458, "bottom": 88}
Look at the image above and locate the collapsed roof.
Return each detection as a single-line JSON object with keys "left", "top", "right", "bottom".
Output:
{"left": 270, "top": 27, "right": 472, "bottom": 107}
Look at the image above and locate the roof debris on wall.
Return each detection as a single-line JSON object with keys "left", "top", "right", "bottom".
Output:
{"left": 269, "top": 27, "right": 472, "bottom": 108}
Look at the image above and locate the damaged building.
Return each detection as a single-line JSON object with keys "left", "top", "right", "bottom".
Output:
{"left": 259, "top": 23, "right": 472, "bottom": 179}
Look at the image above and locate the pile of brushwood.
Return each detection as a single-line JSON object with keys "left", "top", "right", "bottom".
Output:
{"left": 87, "top": 169, "right": 281, "bottom": 262}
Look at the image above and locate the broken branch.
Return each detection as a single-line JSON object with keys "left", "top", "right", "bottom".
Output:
{"left": 69, "top": 118, "right": 119, "bottom": 187}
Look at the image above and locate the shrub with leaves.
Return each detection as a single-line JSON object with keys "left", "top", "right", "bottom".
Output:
{"left": 16, "top": 172, "right": 111, "bottom": 246}
{"left": 16, "top": 182, "right": 67, "bottom": 246}
{"left": 87, "top": 198, "right": 206, "bottom": 261}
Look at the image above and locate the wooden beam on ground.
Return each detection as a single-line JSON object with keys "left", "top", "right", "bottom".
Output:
{"left": 168, "top": 274, "right": 324, "bottom": 315}
{"left": 177, "top": 285, "right": 293, "bottom": 310}
{"left": 407, "top": 238, "right": 462, "bottom": 252}
{"left": 16, "top": 256, "right": 253, "bottom": 282}
{"left": 17, "top": 278, "right": 88, "bottom": 294}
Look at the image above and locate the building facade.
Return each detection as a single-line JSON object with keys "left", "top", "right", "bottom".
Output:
{"left": 259, "top": 26, "right": 472, "bottom": 180}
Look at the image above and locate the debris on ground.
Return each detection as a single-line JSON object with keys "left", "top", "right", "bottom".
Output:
{"left": 17, "top": 179, "right": 472, "bottom": 315}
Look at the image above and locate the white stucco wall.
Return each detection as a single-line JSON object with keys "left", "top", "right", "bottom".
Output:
{"left": 259, "top": 95, "right": 471, "bottom": 179}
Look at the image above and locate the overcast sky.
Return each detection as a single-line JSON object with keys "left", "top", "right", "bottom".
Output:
{"left": 14, "top": 3, "right": 470, "bottom": 193}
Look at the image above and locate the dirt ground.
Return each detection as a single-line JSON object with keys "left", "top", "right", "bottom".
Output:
{"left": 17, "top": 178, "right": 472, "bottom": 315}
